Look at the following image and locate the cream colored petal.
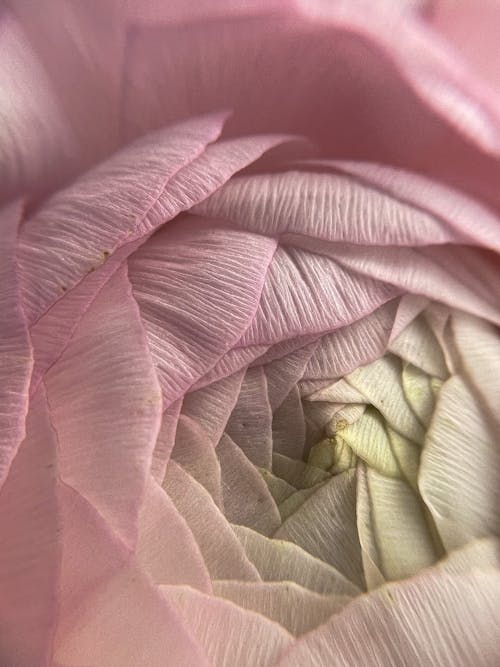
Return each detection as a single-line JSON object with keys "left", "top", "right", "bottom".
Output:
{"left": 419, "top": 375, "right": 500, "bottom": 551}
{"left": 346, "top": 355, "right": 425, "bottom": 443}
{"left": 389, "top": 314, "right": 448, "bottom": 378}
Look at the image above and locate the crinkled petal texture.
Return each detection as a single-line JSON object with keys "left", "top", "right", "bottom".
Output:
{"left": 2, "top": 3, "right": 500, "bottom": 666}
{"left": 3, "top": 0, "right": 500, "bottom": 203}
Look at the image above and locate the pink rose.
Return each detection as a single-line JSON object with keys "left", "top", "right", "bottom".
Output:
{"left": 1, "top": 1, "right": 499, "bottom": 665}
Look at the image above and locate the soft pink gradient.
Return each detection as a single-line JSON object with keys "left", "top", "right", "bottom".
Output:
{"left": 0, "top": 1, "right": 500, "bottom": 665}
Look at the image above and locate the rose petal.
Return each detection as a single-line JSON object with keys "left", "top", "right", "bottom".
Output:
{"left": 0, "top": 11, "right": 75, "bottom": 201}
{"left": 137, "top": 477, "right": 211, "bottom": 592}
{"left": 18, "top": 113, "right": 227, "bottom": 325}
{"left": 275, "top": 470, "right": 365, "bottom": 588}
{"left": 233, "top": 524, "right": 360, "bottom": 597}
{"left": 163, "top": 461, "right": 260, "bottom": 581}
{"left": 225, "top": 367, "right": 274, "bottom": 469}
{"left": 44, "top": 265, "right": 162, "bottom": 547}
{"left": 162, "top": 585, "right": 292, "bottom": 667}
{"left": 0, "top": 386, "right": 60, "bottom": 666}
{"left": 129, "top": 219, "right": 277, "bottom": 405}
{"left": 419, "top": 375, "right": 500, "bottom": 550}
{"left": 213, "top": 580, "right": 349, "bottom": 636}
{"left": 276, "top": 563, "right": 500, "bottom": 665}
{"left": 0, "top": 202, "right": 33, "bottom": 489}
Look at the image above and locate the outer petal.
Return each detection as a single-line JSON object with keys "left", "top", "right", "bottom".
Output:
{"left": 0, "top": 202, "right": 32, "bottom": 488}
{"left": 430, "top": 0, "right": 500, "bottom": 98}
{"left": 18, "top": 113, "right": 227, "bottom": 325}
{"left": 212, "top": 580, "right": 349, "bottom": 636}
{"left": 276, "top": 566, "right": 500, "bottom": 666}
{"left": 0, "top": 386, "right": 60, "bottom": 667}
{"left": 123, "top": 2, "right": 500, "bottom": 206}
{"left": 54, "top": 483, "right": 208, "bottom": 667}
{"left": 44, "top": 265, "right": 162, "bottom": 547}
{"left": 0, "top": 11, "right": 75, "bottom": 201}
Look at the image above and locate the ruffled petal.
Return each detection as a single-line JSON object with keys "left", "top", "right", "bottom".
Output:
{"left": 137, "top": 477, "right": 211, "bottom": 592}
{"left": 213, "top": 580, "right": 349, "bottom": 636}
{"left": 275, "top": 470, "right": 365, "bottom": 588}
{"left": 0, "top": 386, "right": 61, "bottom": 666}
{"left": 276, "top": 559, "right": 500, "bottom": 665}
{"left": 129, "top": 219, "right": 277, "bottom": 405}
{"left": 225, "top": 367, "right": 274, "bottom": 469}
{"left": 18, "top": 113, "right": 227, "bottom": 324}
{"left": 0, "top": 202, "right": 32, "bottom": 488}
{"left": 162, "top": 585, "right": 292, "bottom": 667}
{"left": 43, "top": 265, "right": 162, "bottom": 547}
{"left": 419, "top": 375, "right": 500, "bottom": 550}
{"left": 232, "top": 525, "right": 360, "bottom": 597}
{"left": 194, "top": 168, "right": 500, "bottom": 248}
{"left": 163, "top": 462, "right": 260, "bottom": 581}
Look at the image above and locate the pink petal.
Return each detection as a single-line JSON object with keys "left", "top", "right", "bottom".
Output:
{"left": 302, "top": 300, "right": 400, "bottom": 383}
{"left": 225, "top": 367, "right": 274, "bottom": 469}
{"left": 162, "top": 585, "right": 292, "bottom": 667}
{"left": 55, "top": 482, "right": 207, "bottom": 666}
{"left": 0, "top": 386, "right": 60, "bottom": 666}
{"left": 0, "top": 202, "right": 32, "bottom": 489}
{"left": 44, "top": 265, "right": 162, "bottom": 547}
{"left": 213, "top": 580, "right": 349, "bottom": 636}
{"left": 137, "top": 477, "right": 211, "bottom": 591}
{"left": 276, "top": 565, "right": 500, "bottom": 665}
{"left": 0, "top": 11, "right": 75, "bottom": 201}
{"left": 151, "top": 399, "right": 182, "bottom": 482}
{"left": 265, "top": 342, "right": 318, "bottom": 411}
{"left": 18, "top": 113, "right": 227, "bottom": 325}
{"left": 29, "top": 238, "right": 141, "bottom": 396}
{"left": 129, "top": 218, "right": 277, "bottom": 404}
{"left": 171, "top": 415, "right": 223, "bottom": 507}
{"left": 238, "top": 246, "right": 399, "bottom": 347}
{"left": 163, "top": 461, "right": 261, "bottom": 581}
{"left": 272, "top": 386, "right": 306, "bottom": 461}
{"left": 430, "top": 0, "right": 500, "bottom": 98}
{"left": 217, "top": 434, "right": 282, "bottom": 535}
{"left": 123, "top": 3, "right": 500, "bottom": 204}
{"left": 192, "top": 343, "right": 271, "bottom": 392}
{"left": 194, "top": 169, "right": 493, "bottom": 247}
{"left": 330, "top": 244, "right": 500, "bottom": 324}
{"left": 6, "top": 0, "right": 127, "bottom": 192}
{"left": 182, "top": 370, "right": 245, "bottom": 446}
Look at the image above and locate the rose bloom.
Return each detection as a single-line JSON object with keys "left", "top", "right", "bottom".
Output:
{"left": 1, "top": 1, "right": 500, "bottom": 665}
